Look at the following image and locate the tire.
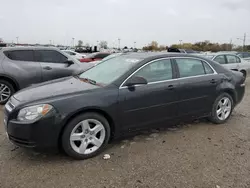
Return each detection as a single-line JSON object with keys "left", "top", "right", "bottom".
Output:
{"left": 0, "top": 80, "right": 15, "bottom": 105}
{"left": 62, "top": 112, "right": 111, "bottom": 160}
{"left": 209, "top": 93, "right": 234, "bottom": 124}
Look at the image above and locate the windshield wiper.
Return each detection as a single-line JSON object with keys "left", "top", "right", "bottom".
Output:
{"left": 79, "top": 77, "right": 97, "bottom": 85}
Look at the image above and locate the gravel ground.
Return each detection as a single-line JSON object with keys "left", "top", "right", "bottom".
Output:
{"left": 1, "top": 79, "right": 250, "bottom": 188}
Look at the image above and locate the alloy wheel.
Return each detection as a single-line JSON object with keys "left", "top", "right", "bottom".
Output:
{"left": 70, "top": 119, "right": 106, "bottom": 155}
{"left": 216, "top": 97, "right": 232, "bottom": 121}
{"left": 0, "top": 84, "right": 11, "bottom": 103}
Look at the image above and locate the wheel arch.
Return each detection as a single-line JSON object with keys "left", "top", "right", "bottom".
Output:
{"left": 221, "top": 88, "right": 236, "bottom": 104}
{"left": 58, "top": 108, "right": 116, "bottom": 145}
{"left": 0, "top": 74, "right": 20, "bottom": 91}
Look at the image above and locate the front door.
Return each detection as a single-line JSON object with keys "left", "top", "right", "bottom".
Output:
{"left": 118, "top": 58, "right": 179, "bottom": 131}
{"left": 34, "top": 50, "right": 79, "bottom": 82}
{"left": 173, "top": 58, "right": 221, "bottom": 118}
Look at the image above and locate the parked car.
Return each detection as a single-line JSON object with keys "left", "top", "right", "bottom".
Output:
{"left": 236, "top": 52, "right": 250, "bottom": 59}
{"left": 4, "top": 53, "right": 245, "bottom": 159}
{"left": 80, "top": 52, "right": 110, "bottom": 63}
{"left": 167, "top": 48, "right": 197, "bottom": 54}
{"left": 91, "top": 52, "right": 129, "bottom": 65}
{"left": 0, "top": 47, "right": 94, "bottom": 104}
{"left": 62, "top": 50, "right": 86, "bottom": 62}
{"left": 200, "top": 53, "right": 250, "bottom": 78}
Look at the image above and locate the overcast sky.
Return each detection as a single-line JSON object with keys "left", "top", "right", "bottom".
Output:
{"left": 0, "top": 0, "right": 249, "bottom": 47}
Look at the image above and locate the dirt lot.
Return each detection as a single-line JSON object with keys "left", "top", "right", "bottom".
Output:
{"left": 1, "top": 79, "right": 250, "bottom": 188}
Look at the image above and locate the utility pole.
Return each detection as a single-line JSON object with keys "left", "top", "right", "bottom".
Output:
{"left": 243, "top": 33, "right": 246, "bottom": 51}
{"left": 229, "top": 39, "right": 232, "bottom": 51}
{"left": 118, "top": 38, "right": 121, "bottom": 49}
{"left": 72, "top": 38, "right": 75, "bottom": 48}
{"left": 179, "top": 40, "right": 182, "bottom": 46}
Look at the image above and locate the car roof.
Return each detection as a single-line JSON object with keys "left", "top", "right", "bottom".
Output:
{"left": 200, "top": 52, "right": 239, "bottom": 56}
{"left": 0, "top": 47, "right": 60, "bottom": 51}
{"left": 118, "top": 52, "right": 208, "bottom": 60}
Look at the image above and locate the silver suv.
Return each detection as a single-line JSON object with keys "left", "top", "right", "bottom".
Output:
{"left": 0, "top": 47, "right": 93, "bottom": 104}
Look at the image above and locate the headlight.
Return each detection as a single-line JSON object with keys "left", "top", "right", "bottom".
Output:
{"left": 17, "top": 104, "right": 53, "bottom": 121}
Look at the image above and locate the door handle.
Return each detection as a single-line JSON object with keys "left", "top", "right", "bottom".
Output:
{"left": 43, "top": 66, "right": 52, "bottom": 70}
{"left": 167, "top": 85, "right": 175, "bottom": 90}
{"left": 210, "top": 79, "right": 217, "bottom": 84}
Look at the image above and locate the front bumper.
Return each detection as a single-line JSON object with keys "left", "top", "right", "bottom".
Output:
{"left": 5, "top": 112, "right": 62, "bottom": 150}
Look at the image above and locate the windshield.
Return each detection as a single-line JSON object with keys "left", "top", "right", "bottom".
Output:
{"left": 79, "top": 56, "right": 140, "bottom": 84}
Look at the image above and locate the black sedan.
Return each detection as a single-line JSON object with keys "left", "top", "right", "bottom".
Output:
{"left": 4, "top": 53, "right": 245, "bottom": 159}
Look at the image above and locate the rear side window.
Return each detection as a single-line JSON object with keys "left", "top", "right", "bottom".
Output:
{"left": 35, "top": 50, "right": 67, "bottom": 63}
{"left": 214, "top": 55, "right": 226, "bottom": 64}
{"left": 4, "top": 50, "right": 34, "bottom": 61}
{"left": 176, "top": 58, "right": 205, "bottom": 78}
{"left": 226, "top": 55, "right": 238, "bottom": 64}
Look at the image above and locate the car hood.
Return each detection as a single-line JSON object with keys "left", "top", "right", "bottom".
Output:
{"left": 13, "top": 76, "right": 100, "bottom": 102}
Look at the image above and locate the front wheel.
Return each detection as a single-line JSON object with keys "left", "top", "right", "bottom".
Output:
{"left": 0, "top": 80, "right": 15, "bottom": 105}
{"left": 209, "top": 93, "right": 234, "bottom": 124}
{"left": 62, "top": 113, "right": 111, "bottom": 160}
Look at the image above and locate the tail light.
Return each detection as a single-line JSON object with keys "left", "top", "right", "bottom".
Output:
{"left": 79, "top": 58, "right": 92, "bottom": 63}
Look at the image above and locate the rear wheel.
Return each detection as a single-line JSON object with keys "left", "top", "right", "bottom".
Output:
{"left": 62, "top": 113, "right": 111, "bottom": 160}
{"left": 209, "top": 93, "right": 234, "bottom": 124}
{"left": 0, "top": 80, "right": 15, "bottom": 105}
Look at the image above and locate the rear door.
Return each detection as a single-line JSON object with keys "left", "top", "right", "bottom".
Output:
{"left": 34, "top": 50, "right": 79, "bottom": 82}
{"left": 2, "top": 50, "right": 42, "bottom": 88}
{"left": 173, "top": 57, "right": 221, "bottom": 118}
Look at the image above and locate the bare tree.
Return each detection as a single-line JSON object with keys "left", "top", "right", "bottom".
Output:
{"left": 77, "top": 40, "right": 83, "bottom": 47}
{"left": 99, "top": 41, "right": 108, "bottom": 49}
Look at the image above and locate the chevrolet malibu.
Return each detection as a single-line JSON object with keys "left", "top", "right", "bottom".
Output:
{"left": 4, "top": 53, "right": 245, "bottom": 159}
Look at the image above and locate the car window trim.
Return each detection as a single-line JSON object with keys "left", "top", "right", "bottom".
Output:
{"left": 119, "top": 57, "right": 217, "bottom": 89}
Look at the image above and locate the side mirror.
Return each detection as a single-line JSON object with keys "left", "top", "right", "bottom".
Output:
{"left": 65, "top": 60, "right": 74, "bottom": 66}
{"left": 124, "top": 76, "right": 148, "bottom": 87}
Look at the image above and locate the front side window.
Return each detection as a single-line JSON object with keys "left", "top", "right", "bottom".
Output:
{"left": 133, "top": 59, "right": 172, "bottom": 83}
{"left": 226, "top": 55, "right": 238, "bottom": 64}
{"left": 214, "top": 55, "right": 226, "bottom": 64}
{"left": 176, "top": 58, "right": 205, "bottom": 78}
{"left": 35, "top": 50, "right": 67, "bottom": 63}
{"left": 4, "top": 50, "right": 34, "bottom": 61}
